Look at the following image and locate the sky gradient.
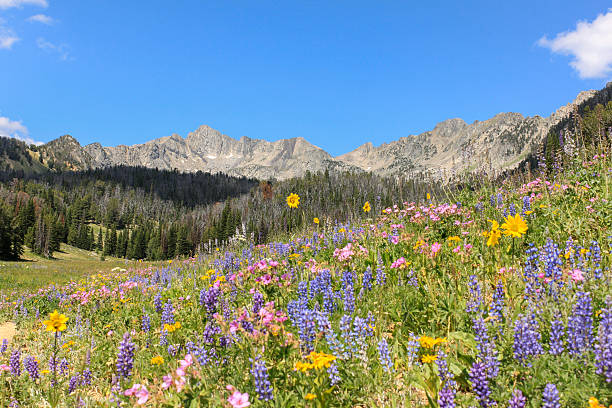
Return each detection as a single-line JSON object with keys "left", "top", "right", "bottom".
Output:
{"left": 1, "top": 1, "right": 612, "bottom": 155}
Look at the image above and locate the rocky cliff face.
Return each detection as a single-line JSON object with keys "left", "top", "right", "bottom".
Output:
{"left": 82, "top": 125, "right": 348, "bottom": 180}
{"left": 32, "top": 84, "right": 610, "bottom": 180}
{"left": 336, "top": 89, "right": 600, "bottom": 178}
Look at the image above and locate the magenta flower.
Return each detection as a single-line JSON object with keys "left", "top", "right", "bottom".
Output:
{"left": 569, "top": 269, "right": 585, "bottom": 282}
{"left": 161, "top": 374, "right": 173, "bottom": 390}
{"left": 431, "top": 242, "right": 442, "bottom": 255}
{"left": 227, "top": 385, "right": 251, "bottom": 407}
{"left": 179, "top": 354, "right": 194, "bottom": 369}
{"left": 124, "top": 384, "right": 149, "bottom": 405}
{"left": 228, "top": 390, "right": 251, "bottom": 407}
{"left": 390, "top": 257, "right": 406, "bottom": 269}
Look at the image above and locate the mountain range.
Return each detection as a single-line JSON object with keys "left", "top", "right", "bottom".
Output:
{"left": 6, "top": 83, "right": 612, "bottom": 180}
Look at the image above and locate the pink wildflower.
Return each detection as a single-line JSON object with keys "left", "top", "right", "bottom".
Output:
{"left": 124, "top": 384, "right": 149, "bottom": 405}
{"left": 161, "top": 374, "right": 173, "bottom": 390}
{"left": 227, "top": 389, "right": 251, "bottom": 408}
{"left": 179, "top": 354, "right": 193, "bottom": 369}
{"left": 569, "top": 269, "right": 585, "bottom": 282}
{"left": 431, "top": 242, "right": 442, "bottom": 255}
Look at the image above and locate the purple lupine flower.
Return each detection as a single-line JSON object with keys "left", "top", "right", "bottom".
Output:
{"left": 0, "top": 339, "right": 8, "bottom": 353}
{"left": 327, "top": 362, "right": 340, "bottom": 385}
{"left": 438, "top": 385, "right": 456, "bottom": 408}
{"left": 362, "top": 266, "right": 373, "bottom": 292}
{"left": 153, "top": 292, "right": 162, "bottom": 313}
{"left": 250, "top": 355, "right": 273, "bottom": 401}
{"left": 161, "top": 300, "right": 175, "bottom": 325}
{"left": 324, "top": 324, "right": 343, "bottom": 359}
{"left": 300, "top": 279, "right": 311, "bottom": 302}
{"left": 24, "top": 356, "right": 39, "bottom": 380}
{"left": 352, "top": 317, "right": 370, "bottom": 361}
{"left": 436, "top": 351, "right": 456, "bottom": 408}
{"left": 594, "top": 296, "right": 612, "bottom": 383}
{"left": 116, "top": 332, "right": 135, "bottom": 379}
{"left": 59, "top": 358, "right": 69, "bottom": 375}
{"left": 202, "top": 322, "right": 220, "bottom": 345}
{"left": 241, "top": 320, "right": 254, "bottom": 333}
{"left": 521, "top": 196, "right": 531, "bottom": 215}
{"left": 549, "top": 318, "right": 564, "bottom": 355}
{"left": 590, "top": 241, "right": 602, "bottom": 279}
{"left": 488, "top": 280, "right": 505, "bottom": 325}
{"left": 469, "top": 362, "right": 493, "bottom": 407}
{"left": 508, "top": 389, "right": 526, "bottom": 408}
{"left": 513, "top": 313, "right": 543, "bottom": 364}
{"left": 296, "top": 307, "right": 316, "bottom": 354}
{"left": 377, "top": 338, "right": 394, "bottom": 373}
{"left": 406, "top": 332, "right": 420, "bottom": 366}
{"left": 48, "top": 356, "right": 58, "bottom": 375}
{"left": 541, "top": 239, "right": 563, "bottom": 296}
{"left": 141, "top": 313, "right": 151, "bottom": 333}
{"left": 567, "top": 291, "right": 593, "bottom": 355}
{"left": 323, "top": 284, "right": 336, "bottom": 315}
{"left": 219, "top": 335, "right": 232, "bottom": 348}
{"left": 252, "top": 291, "right": 264, "bottom": 315}
{"left": 376, "top": 252, "right": 386, "bottom": 286}
{"left": 509, "top": 203, "right": 516, "bottom": 216}
{"left": 159, "top": 329, "right": 168, "bottom": 346}
{"left": 541, "top": 384, "right": 561, "bottom": 408}
{"left": 68, "top": 373, "right": 80, "bottom": 393}
{"left": 200, "top": 287, "right": 220, "bottom": 316}
{"left": 472, "top": 317, "right": 499, "bottom": 378}
{"left": 342, "top": 270, "right": 355, "bottom": 315}
{"left": 405, "top": 269, "right": 419, "bottom": 287}
{"left": 496, "top": 192, "right": 503, "bottom": 207}
{"left": 466, "top": 275, "right": 483, "bottom": 314}
{"left": 80, "top": 368, "right": 92, "bottom": 386}
{"left": 10, "top": 349, "right": 21, "bottom": 377}
{"left": 167, "top": 344, "right": 179, "bottom": 357}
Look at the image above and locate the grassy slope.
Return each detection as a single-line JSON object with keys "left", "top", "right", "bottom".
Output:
{"left": 0, "top": 243, "right": 155, "bottom": 293}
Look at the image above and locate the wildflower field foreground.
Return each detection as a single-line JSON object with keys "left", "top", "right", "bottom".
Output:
{"left": 0, "top": 150, "right": 611, "bottom": 407}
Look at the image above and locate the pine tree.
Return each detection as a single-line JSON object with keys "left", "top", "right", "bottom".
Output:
{"left": 96, "top": 228, "right": 103, "bottom": 252}
{"left": 0, "top": 206, "right": 13, "bottom": 260}
{"left": 166, "top": 226, "right": 176, "bottom": 259}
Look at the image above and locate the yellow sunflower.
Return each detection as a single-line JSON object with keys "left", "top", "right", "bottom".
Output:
{"left": 43, "top": 310, "right": 68, "bottom": 332}
{"left": 287, "top": 193, "right": 300, "bottom": 208}
{"left": 501, "top": 214, "right": 528, "bottom": 238}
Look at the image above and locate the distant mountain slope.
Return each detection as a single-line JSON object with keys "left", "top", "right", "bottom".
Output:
{"left": 336, "top": 90, "right": 600, "bottom": 177}
{"left": 83, "top": 125, "right": 356, "bottom": 180}
{"left": 0, "top": 137, "right": 47, "bottom": 173}
{"left": 3, "top": 83, "right": 611, "bottom": 180}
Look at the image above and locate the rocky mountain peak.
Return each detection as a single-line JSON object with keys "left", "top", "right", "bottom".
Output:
{"left": 32, "top": 83, "right": 611, "bottom": 180}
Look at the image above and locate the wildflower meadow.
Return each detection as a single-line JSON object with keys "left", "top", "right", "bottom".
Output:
{"left": 0, "top": 149, "right": 610, "bottom": 407}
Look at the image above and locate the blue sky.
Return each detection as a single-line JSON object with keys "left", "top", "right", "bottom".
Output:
{"left": 1, "top": 1, "right": 611, "bottom": 155}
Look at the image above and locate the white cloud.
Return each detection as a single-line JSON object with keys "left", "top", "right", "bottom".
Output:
{"left": 0, "top": 0, "right": 47, "bottom": 9}
{"left": 0, "top": 31, "right": 18, "bottom": 49}
{"left": 0, "top": 116, "right": 43, "bottom": 146}
{"left": 539, "top": 9, "right": 612, "bottom": 79}
{"left": 27, "top": 14, "right": 54, "bottom": 25}
{"left": 0, "top": 18, "right": 19, "bottom": 50}
{"left": 37, "top": 36, "right": 70, "bottom": 60}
